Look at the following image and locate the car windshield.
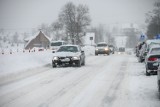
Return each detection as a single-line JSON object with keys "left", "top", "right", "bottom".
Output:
{"left": 97, "top": 44, "right": 107, "bottom": 47}
{"left": 150, "top": 48, "right": 160, "bottom": 54}
{"left": 57, "top": 46, "right": 78, "bottom": 52}
{"left": 51, "top": 42, "right": 63, "bottom": 46}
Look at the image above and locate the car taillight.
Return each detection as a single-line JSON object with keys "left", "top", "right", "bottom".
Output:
{"left": 148, "top": 57, "right": 158, "bottom": 61}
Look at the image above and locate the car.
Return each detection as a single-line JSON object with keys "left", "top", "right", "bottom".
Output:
{"left": 145, "top": 46, "right": 160, "bottom": 76}
{"left": 50, "top": 40, "right": 67, "bottom": 52}
{"left": 95, "top": 42, "right": 110, "bottom": 55}
{"left": 109, "top": 45, "right": 115, "bottom": 54}
{"left": 52, "top": 45, "right": 85, "bottom": 67}
{"left": 118, "top": 47, "right": 125, "bottom": 54}
{"left": 138, "top": 43, "right": 146, "bottom": 62}
{"left": 145, "top": 40, "right": 160, "bottom": 55}
{"left": 158, "top": 66, "right": 160, "bottom": 97}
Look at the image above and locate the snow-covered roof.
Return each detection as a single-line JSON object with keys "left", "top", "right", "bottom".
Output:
{"left": 25, "top": 31, "right": 51, "bottom": 49}
{"left": 146, "top": 39, "right": 160, "bottom": 45}
{"left": 41, "top": 31, "right": 52, "bottom": 41}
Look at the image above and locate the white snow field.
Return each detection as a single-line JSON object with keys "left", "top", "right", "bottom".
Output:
{"left": 0, "top": 46, "right": 159, "bottom": 107}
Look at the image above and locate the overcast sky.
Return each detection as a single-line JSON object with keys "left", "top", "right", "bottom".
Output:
{"left": 0, "top": 0, "right": 157, "bottom": 31}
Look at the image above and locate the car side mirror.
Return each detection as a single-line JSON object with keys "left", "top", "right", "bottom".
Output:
{"left": 81, "top": 50, "right": 84, "bottom": 53}
{"left": 52, "top": 51, "right": 55, "bottom": 53}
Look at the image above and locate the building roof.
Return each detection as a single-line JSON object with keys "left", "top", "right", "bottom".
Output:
{"left": 24, "top": 31, "right": 51, "bottom": 49}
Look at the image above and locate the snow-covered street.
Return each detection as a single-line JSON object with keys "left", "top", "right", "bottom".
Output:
{"left": 0, "top": 54, "right": 159, "bottom": 107}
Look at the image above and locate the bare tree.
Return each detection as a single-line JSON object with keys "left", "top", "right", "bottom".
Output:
{"left": 125, "top": 29, "right": 138, "bottom": 48}
{"left": 59, "top": 2, "right": 91, "bottom": 44}
{"left": 50, "top": 20, "right": 63, "bottom": 40}
{"left": 146, "top": 1, "right": 160, "bottom": 38}
{"left": 39, "top": 23, "right": 51, "bottom": 37}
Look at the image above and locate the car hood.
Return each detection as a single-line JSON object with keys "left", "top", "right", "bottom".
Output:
{"left": 53, "top": 52, "right": 81, "bottom": 57}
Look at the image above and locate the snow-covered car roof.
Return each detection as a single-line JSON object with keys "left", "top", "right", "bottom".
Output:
{"left": 146, "top": 39, "right": 160, "bottom": 45}
{"left": 60, "top": 44, "right": 79, "bottom": 47}
{"left": 97, "top": 42, "right": 107, "bottom": 44}
{"left": 150, "top": 45, "right": 160, "bottom": 49}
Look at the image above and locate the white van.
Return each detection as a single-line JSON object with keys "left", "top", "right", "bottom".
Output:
{"left": 50, "top": 41, "right": 67, "bottom": 51}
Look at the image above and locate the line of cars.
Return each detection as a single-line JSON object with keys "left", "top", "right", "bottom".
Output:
{"left": 51, "top": 41, "right": 115, "bottom": 68}
{"left": 136, "top": 39, "right": 160, "bottom": 97}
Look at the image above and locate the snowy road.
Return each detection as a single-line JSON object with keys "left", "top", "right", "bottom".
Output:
{"left": 0, "top": 54, "right": 159, "bottom": 107}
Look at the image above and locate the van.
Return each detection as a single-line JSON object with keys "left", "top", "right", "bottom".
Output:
{"left": 50, "top": 41, "right": 67, "bottom": 51}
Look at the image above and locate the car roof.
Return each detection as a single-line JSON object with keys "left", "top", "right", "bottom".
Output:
{"left": 150, "top": 45, "right": 160, "bottom": 49}
{"left": 60, "top": 44, "right": 79, "bottom": 47}
{"left": 146, "top": 40, "right": 160, "bottom": 44}
{"left": 97, "top": 42, "right": 107, "bottom": 44}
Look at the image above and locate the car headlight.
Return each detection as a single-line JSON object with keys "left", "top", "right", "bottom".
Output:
{"left": 105, "top": 48, "right": 108, "bottom": 51}
{"left": 95, "top": 49, "right": 98, "bottom": 51}
{"left": 53, "top": 56, "right": 58, "bottom": 60}
{"left": 72, "top": 56, "right": 80, "bottom": 60}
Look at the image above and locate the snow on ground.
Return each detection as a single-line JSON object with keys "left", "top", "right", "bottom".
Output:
{"left": 0, "top": 53, "right": 159, "bottom": 107}
{"left": 0, "top": 45, "right": 95, "bottom": 85}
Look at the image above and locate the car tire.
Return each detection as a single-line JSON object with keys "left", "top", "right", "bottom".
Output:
{"left": 146, "top": 68, "right": 150, "bottom": 76}
{"left": 77, "top": 60, "right": 81, "bottom": 67}
{"left": 82, "top": 59, "right": 85, "bottom": 66}
{"left": 52, "top": 61, "right": 56, "bottom": 68}
{"left": 95, "top": 53, "right": 98, "bottom": 56}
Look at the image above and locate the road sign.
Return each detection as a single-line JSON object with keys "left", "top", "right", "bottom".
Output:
{"left": 155, "top": 34, "right": 160, "bottom": 39}
{"left": 139, "top": 34, "right": 147, "bottom": 42}
{"left": 90, "top": 37, "right": 93, "bottom": 40}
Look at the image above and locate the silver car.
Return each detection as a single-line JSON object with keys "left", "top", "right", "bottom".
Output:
{"left": 145, "top": 46, "right": 160, "bottom": 76}
{"left": 95, "top": 42, "right": 110, "bottom": 55}
{"left": 52, "top": 45, "right": 85, "bottom": 67}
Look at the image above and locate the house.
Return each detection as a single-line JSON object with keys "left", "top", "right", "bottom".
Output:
{"left": 25, "top": 31, "right": 51, "bottom": 49}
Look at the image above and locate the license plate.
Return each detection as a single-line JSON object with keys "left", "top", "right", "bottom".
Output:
{"left": 61, "top": 58, "right": 70, "bottom": 62}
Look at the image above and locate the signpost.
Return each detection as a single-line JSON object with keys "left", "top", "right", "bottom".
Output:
{"left": 155, "top": 34, "right": 160, "bottom": 39}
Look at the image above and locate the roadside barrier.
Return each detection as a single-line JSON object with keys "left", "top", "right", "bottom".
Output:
{"left": 1, "top": 48, "right": 49, "bottom": 55}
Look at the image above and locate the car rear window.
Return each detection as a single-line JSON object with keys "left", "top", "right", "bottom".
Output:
{"left": 150, "top": 48, "right": 160, "bottom": 54}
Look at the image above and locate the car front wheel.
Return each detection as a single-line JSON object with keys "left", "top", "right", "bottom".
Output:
{"left": 52, "top": 61, "right": 56, "bottom": 68}
{"left": 77, "top": 60, "right": 81, "bottom": 67}
{"left": 146, "top": 68, "right": 150, "bottom": 76}
{"left": 82, "top": 59, "right": 85, "bottom": 66}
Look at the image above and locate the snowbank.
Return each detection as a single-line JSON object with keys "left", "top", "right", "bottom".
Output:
{"left": 0, "top": 45, "right": 95, "bottom": 85}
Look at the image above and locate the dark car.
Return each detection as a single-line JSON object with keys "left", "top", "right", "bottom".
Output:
{"left": 95, "top": 42, "right": 110, "bottom": 55}
{"left": 52, "top": 45, "right": 85, "bottom": 67}
{"left": 118, "top": 47, "right": 125, "bottom": 54}
{"left": 158, "top": 66, "right": 160, "bottom": 97}
{"left": 145, "top": 46, "right": 160, "bottom": 76}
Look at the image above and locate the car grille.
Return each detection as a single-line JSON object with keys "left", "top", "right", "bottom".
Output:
{"left": 59, "top": 57, "right": 72, "bottom": 59}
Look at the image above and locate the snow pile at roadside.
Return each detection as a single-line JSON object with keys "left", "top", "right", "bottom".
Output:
{"left": 0, "top": 51, "right": 53, "bottom": 74}
{"left": 0, "top": 45, "right": 95, "bottom": 74}
{"left": 0, "top": 45, "right": 94, "bottom": 83}
{"left": 82, "top": 45, "right": 95, "bottom": 56}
